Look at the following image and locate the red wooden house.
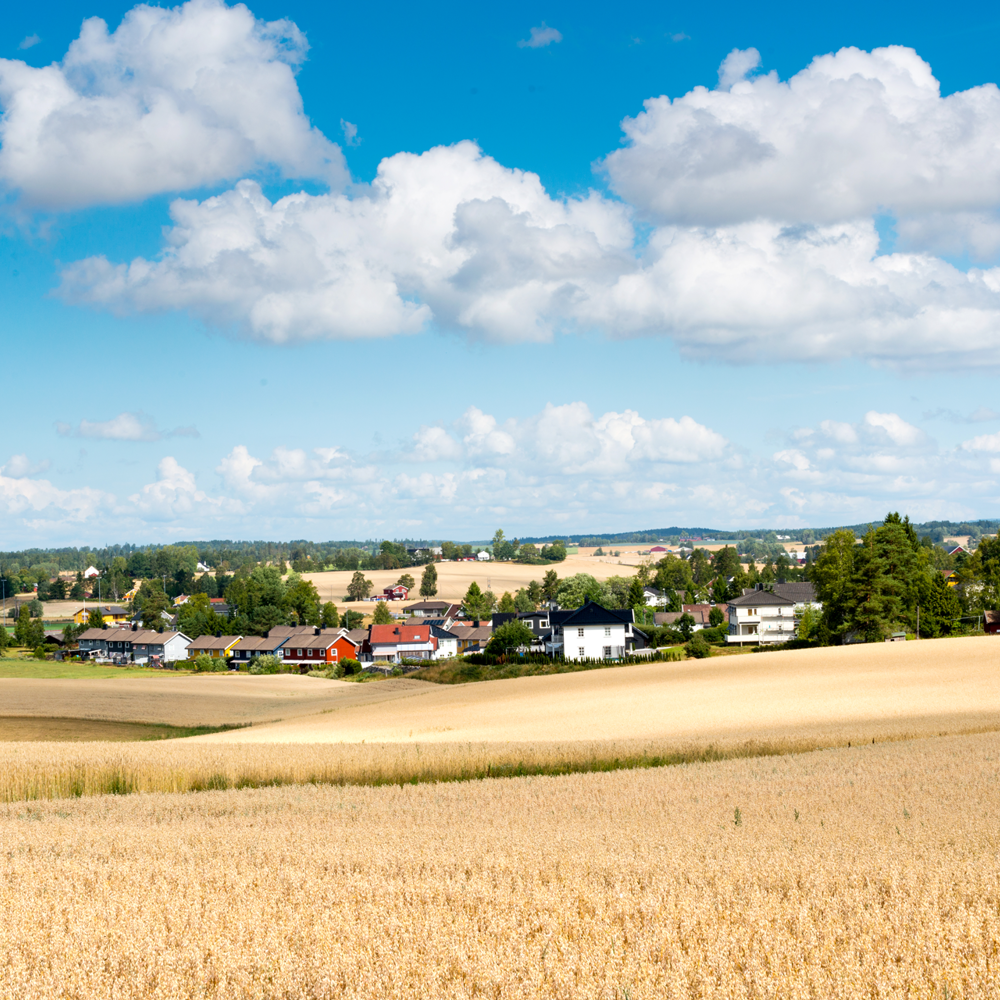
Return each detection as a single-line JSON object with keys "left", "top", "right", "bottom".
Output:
{"left": 382, "top": 584, "right": 410, "bottom": 601}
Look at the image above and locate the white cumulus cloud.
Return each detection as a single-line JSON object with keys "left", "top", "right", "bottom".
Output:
{"left": 0, "top": 0, "right": 345, "bottom": 209}
{"left": 602, "top": 45, "right": 1000, "bottom": 248}
{"left": 61, "top": 141, "right": 633, "bottom": 344}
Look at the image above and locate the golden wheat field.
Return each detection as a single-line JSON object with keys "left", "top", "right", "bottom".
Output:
{"left": 2, "top": 731, "right": 999, "bottom": 999}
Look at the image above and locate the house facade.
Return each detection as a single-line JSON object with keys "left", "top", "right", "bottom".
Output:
{"left": 403, "top": 601, "right": 462, "bottom": 618}
{"left": 726, "top": 584, "right": 820, "bottom": 645}
{"left": 73, "top": 604, "right": 129, "bottom": 625}
{"left": 429, "top": 625, "right": 459, "bottom": 659}
{"left": 186, "top": 634, "right": 243, "bottom": 659}
{"left": 382, "top": 585, "right": 410, "bottom": 601}
{"left": 547, "top": 602, "right": 646, "bottom": 661}
{"left": 367, "top": 623, "right": 438, "bottom": 664}
{"left": 228, "top": 634, "right": 291, "bottom": 663}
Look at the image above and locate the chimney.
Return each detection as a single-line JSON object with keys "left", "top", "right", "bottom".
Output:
{"left": 473, "top": 620, "right": 479, "bottom": 628}
{"left": 215, "top": 630, "right": 222, "bottom": 638}
{"left": 102, "top": 623, "right": 108, "bottom": 630}
{"left": 132, "top": 623, "right": 138, "bottom": 631}
{"left": 264, "top": 630, "right": 269, "bottom": 638}
{"left": 314, "top": 626, "right": 320, "bottom": 636}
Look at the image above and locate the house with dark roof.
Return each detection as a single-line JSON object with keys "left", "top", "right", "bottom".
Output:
{"left": 228, "top": 634, "right": 292, "bottom": 664}
{"left": 547, "top": 601, "right": 647, "bottom": 661}
{"left": 727, "top": 583, "right": 820, "bottom": 646}
{"left": 403, "top": 600, "right": 462, "bottom": 618}
{"left": 429, "top": 625, "right": 459, "bottom": 659}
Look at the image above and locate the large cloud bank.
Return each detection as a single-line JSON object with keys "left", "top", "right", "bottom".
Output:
{"left": 5, "top": 4, "right": 1000, "bottom": 367}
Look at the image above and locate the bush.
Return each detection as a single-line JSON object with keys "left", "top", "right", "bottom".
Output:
{"left": 685, "top": 633, "right": 712, "bottom": 659}
{"left": 699, "top": 626, "right": 728, "bottom": 645}
{"left": 249, "top": 654, "right": 281, "bottom": 675}
{"left": 340, "top": 658, "right": 362, "bottom": 676}
{"left": 191, "top": 653, "right": 225, "bottom": 673}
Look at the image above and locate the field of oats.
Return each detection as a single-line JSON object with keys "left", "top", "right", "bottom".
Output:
{"left": 2, "top": 731, "right": 999, "bottom": 999}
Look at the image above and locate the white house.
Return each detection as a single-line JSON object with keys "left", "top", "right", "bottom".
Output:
{"left": 83, "top": 566, "right": 100, "bottom": 579}
{"left": 547, "top": 601, "right": 646, "bottom": 660}
{"left": 430, "top": 625, "right": 459, "bottom": 659}
{"left": 727, "top": 583, "right": 821, "bottom": 646}
{"left": 476, "top": 550, "right": 492, "bottom": 561}
{"left": 130, "top": 630, "right": 192, "bottom": 664}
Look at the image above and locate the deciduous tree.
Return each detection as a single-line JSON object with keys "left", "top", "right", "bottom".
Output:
{"left": 346, "top": 571, "right": 373, "bottom": 602}
{"left": 372, "top": 601, "right": 393, "bottom": 624}
{"left": 420, "top": 563, "right": 438, "bottom": 598}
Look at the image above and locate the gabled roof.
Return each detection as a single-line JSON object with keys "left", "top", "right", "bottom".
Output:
{"left": 188, "top": 634, "right": 242, "bottom": 650}
{"left": 232, "top": 635, "right": 291, "bottom": 653}
{"left": 344, "top": 629, "right": 368, "bottom": 645}
{"left": 729, "top": 591, "right": 793, "bottom": 606}
{"left": 128, "top": 630, "right": 187, "bottom": 644}
{"left": 369, "top": 624, "right": 431, "bottom": 644}
{"left": 429, "top": 625, "right": 458, "bottom": 639}
{"left": 267, "top": 625, "right": 316, "bottom": 638}
{"left": 770, "top": 582, "right": 818, "bottom": 603}
{"left": 450, "top": 625, "right": 493, "bottom": 641}
{"left": 559, "top": 601, "right": 634, "bottom": 627}
{"left": 284, "top": 634, "right": 340, "bottom": 651}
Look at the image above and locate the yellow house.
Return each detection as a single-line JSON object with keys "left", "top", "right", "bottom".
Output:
{"left": 186, "top": 634, "right": 242, "bottom": 659}
{"left": 73, "top": 605, "right": 129, "bottom": 625}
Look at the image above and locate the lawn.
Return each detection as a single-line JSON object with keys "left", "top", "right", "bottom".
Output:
{"left": 0, "top": 658, "right": 176, "bottom": 679}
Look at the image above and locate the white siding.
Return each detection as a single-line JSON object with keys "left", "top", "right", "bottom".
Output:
{"left": 565, "top": 623, "right": 628, "bottom": 661}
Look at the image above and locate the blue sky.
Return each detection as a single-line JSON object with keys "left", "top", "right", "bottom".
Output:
{"left": 2, "top": 0, "right": 1000, "bottom": 546}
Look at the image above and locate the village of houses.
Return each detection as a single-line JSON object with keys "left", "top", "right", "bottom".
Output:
{"left": 68, "top": 577, "right": 825, "bottom": 670}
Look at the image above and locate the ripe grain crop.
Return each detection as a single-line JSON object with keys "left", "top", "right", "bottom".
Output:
{"left": 2, "top": 732, "right": 999, "bottom": 999}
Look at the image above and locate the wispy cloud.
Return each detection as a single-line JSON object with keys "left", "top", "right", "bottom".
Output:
{"left": 340, "top": 119, "right": 360, "bottom": 146}
{"left": 18, "top": 34, "right": 40, "bottom": 50}
{"left": 518, "top": 23, "right": 563, "bottom": 48}
{"left": 56, "top": 412, "right": 198, "bottom": 442}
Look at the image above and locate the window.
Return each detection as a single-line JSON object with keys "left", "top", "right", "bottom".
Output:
{"left": 297, "top": 649, "right": 303, "bottom": 657}
{"left": 577, "top": 628, "right": 585, "bottom": 637}
{"left": 540, "top": 620, "right": 548, "bottom": 628}
{"left": 579, "top": 647, "right": 586, "bottom": 658}
{"left": 604, "top": 627, "right": 611, "bottom": 637}
{"left": 603, "top": 646, "right": 612, "bottom": 657}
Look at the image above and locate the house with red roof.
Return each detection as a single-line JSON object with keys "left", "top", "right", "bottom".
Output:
{"left": 367, "top": 623, "right": 437, "bottom": 665}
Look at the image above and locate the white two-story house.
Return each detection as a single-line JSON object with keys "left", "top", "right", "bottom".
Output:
{"left": 547, "top": 601, "right": 647, "bottom": 660}
{"left": 727, "top": 583, "right": 820, "bottom": 646}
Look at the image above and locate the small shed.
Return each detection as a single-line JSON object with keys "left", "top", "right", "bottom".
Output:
{"left": 985, "top": 610, "right": 1000, "bottom": 635}
{"left": 885, "top": 632, "right": 907, "bottom": 642}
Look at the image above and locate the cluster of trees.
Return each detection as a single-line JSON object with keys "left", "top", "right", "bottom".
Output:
{"left": 808, "top": 513, "right": 996, "bottom": 642}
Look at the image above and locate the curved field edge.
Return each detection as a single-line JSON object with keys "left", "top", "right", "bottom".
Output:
{"left": 5, "top": 721, "right": 1000, "bottom": 802}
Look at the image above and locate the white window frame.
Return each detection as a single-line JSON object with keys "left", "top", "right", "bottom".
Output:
{"left": 578, "top": 647, "right": 586, "bottom": 658}
{"left": 578, "top": 627, "right": 585, "bottom": 637}
{"left": 604, "top": 627, "right": 611, "bottom": 637}
{"left": 603, "top": 645, "right": 612, "bottom": 657}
